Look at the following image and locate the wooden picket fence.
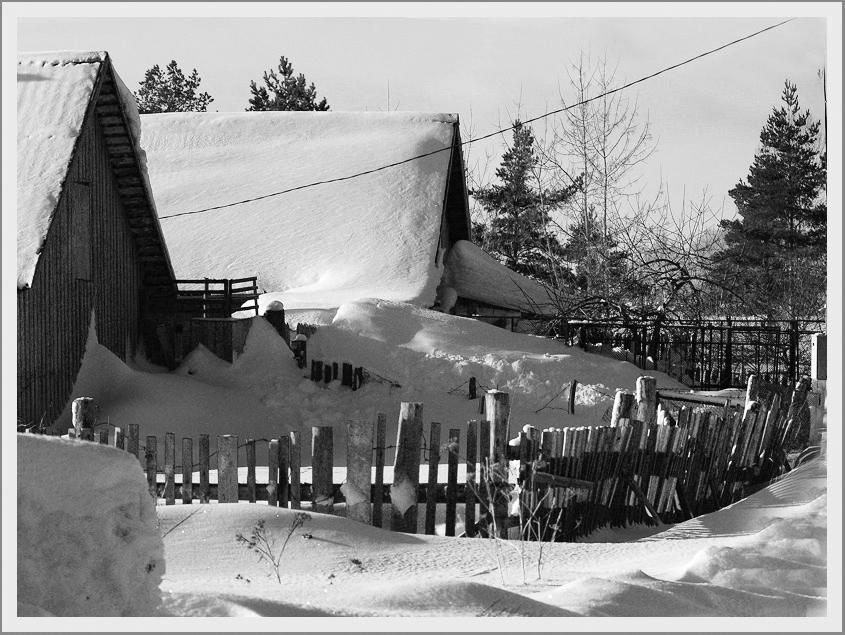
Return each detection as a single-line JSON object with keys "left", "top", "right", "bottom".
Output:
{"left": 58, "top": 374, "right": 812, "bottom": 541}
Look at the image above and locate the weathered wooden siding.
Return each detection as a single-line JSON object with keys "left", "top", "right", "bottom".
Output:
{"left": 17, "top": 109, "right": 144, "bottom": 427}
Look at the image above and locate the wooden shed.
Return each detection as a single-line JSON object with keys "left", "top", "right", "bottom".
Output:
{"left": 17, "top": 51, "right": 177, "bottom": 428}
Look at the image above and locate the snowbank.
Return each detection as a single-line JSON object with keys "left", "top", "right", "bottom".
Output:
{"left": 17, "top": 434, "right": 164, "bottom": 616}
{"left": 56, "top": 299, "right": 687, "bottom": 466}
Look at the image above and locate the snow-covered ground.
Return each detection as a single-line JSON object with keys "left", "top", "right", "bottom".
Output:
{"left": 12, "top": 429, "right": 832, "bottom": 626}
{"left": 12, "top": 299, "right": 839, "bottom": 627}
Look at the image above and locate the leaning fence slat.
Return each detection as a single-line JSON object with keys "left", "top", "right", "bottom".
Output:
{"left": 218, "top": 435, "right": 239, "bottom": 503}
{"left": 279, "top": 436, "right": 291, "bottom": 508}
{"left": 145, "top": 436, "right": 157, "bottom": 500}
{"left": 199, "top": 434, "right": 210, "bottom": 504}
{"left": 346, "top": 420, "right": 374, "bottom": 524}
{"left": 267, "top": 439, "right": 279, "bottom": 506}
{"left": 373, "top": 414, "right": 387, "bottom": 528}
{"left": 246, "top": 439, "right": 257, "bottom": 503}
{"left": 290, "top": 430, "right": 301, "bottom": 510}
{"left": 114, "top": 427, "right": 125, "bottom": 451}
{"left": 445, "top": 428, "right": 460, "bottom": 537}
{"left": 392, "top": 402, "right": 423, "bottom": 533}
{"left": 425, "top": 423, "right": 441, "bottom": 535}
{"left": 465, "top": 420, "right": 478, "bottom": 537}
{"left": 164, "top": 432, "right": 176, "bottom": 505}
{"left": 182, "top": 438, "right": 193, "bottom": 504}
{"left": 312, "top": 427, "right": 334, "bottom": 514}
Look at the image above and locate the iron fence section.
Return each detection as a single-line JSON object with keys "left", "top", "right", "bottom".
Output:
{"left": 545, "top": 318, "right": 824, "bottom": 390}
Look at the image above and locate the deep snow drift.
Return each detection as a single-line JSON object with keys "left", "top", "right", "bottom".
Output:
{"left": 16, "top": 434, "right": 164, "bottom": 617}
{"left": 53, "top": 299, "right": 688, "bottom": 462}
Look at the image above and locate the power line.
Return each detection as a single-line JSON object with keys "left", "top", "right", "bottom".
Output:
{"left": 158, "top": 18, "right": 796, "bottom": 222}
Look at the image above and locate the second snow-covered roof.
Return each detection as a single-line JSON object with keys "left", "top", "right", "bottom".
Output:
{"left": 141, "top": 111, "right": 468, "bottom": 311}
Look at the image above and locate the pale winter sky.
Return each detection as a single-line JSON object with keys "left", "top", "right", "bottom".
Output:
{"left": 5, "top": 3, "right": 840, "bottom": 225}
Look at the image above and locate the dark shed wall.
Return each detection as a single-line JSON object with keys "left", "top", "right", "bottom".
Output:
{"left": 17, "top": 109, "right": 144, "bottom": 427}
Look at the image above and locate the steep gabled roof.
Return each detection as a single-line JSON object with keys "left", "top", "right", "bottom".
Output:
{"left": 141, "top": 111, "right": 470, "bottom": 311}
{"left": 17, "top": 51, "right": 175, "bottom": 292}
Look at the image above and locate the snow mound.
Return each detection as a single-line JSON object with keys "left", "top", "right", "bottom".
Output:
{"left": 343, "top": 579, "right": 577, "bottom": 616}
{"left": 17, "top": 434, "right": 164, "bottom": 616}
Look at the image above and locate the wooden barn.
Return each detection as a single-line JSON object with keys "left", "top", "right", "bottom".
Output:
{"left": 17, "top": 51, "right": 177, "bottom": 428}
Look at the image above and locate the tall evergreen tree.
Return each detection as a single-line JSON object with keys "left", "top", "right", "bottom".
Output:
{"left": 714, "top": 80, "right": 826, "bottom": 319}
{"left": 247, "top": 56, "right": 330, "bottom": 111}
{"left": 471, "top": 121, "right": 579, "bottom": 286}
{"left": 135, "top": 60, "right": 213, "bottom": 114}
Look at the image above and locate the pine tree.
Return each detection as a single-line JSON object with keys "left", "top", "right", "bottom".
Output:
{"left": 471, "top": 121, "right": 578, "bottom": 286}
{"left": 135, "top": 61, "right": 213, "bottom": 114}
{"left": 714, "top": 80, "right": 826, "bottom": 319}
{"left": 247, "top": 56, "right": 330, "bottom": 111}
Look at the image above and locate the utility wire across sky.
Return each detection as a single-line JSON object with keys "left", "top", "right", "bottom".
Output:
{"left": 157, "top": 18, "right": 796, "bottom": 222}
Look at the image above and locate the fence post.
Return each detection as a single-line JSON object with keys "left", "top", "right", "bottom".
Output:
{"left": 789, "top": 320, "right": 799, "bottom": 386}
{"left": 636, "top": 376, "right": 657, "bottom": 426}
{"left": 465, "top": 420, "right": 478, "bottom": 537}
{"left": 485, "top": 391, "right": 511, "bottom": 539}
{"left": 218, "top": 435, "right": 239, "bottom": 503}
{"left": 425, "top": 422, "right": 441, "bottom": 535}
{"left": 145, "top": 436, "right": 157, "bottom": 500}
{"left": 811, "top": 333, "right": 827, "bottom": 382}
{"left": 72, "top": 397, "right": 96, "bottom": 439}
{"left": 373, "top": 414, "right": 387, "bottom": 528}
{"left": 610, "top": 390, "right": 636, "bottom": 427}
{"left": 744, "top": 375, "right": 760, "bottom": 415}
{"left": 114, "top": 427, "right": 125, "bottom": 451}
{"left": 312, "top": 427, "right": 334, "bottom": 514}
{"left": 267, "top": 439, "right": 279, "bottom": 506}
{"left": 128, "top": 424, "right": 140, "bottom": 465}
{"left": 290, "top": 430, "right": 302, "bottom": 510}
{"left": 182, "top": 438, "right": 193, "bottom": 504}
{"left": 246, "top": 439, "right": 256, "bottom": 503}
{"left": 722, "top": 317, "right": 733, "bottom": 388}
{"left": 392, "top": 402, "right": 423, "bottom": 533}
{"left": 445, "top": 428, "right": 460, "bottom": 537}
{"left": 199, "top": 434, "right": 210, "bottom": 504}
{"left": 279, "top": 436, "right": 290, "bottom": 508}
{"left": 164, "top": 432, "right": 175, "bottom": 505}
{"left": 346, "top": 420, "right": 374, "bottom": 524}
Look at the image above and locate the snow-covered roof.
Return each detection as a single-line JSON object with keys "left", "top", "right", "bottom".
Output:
{"left": 141, "top": 111, "right": 470, "bottom": 311}
{"left": 442, "top": 240, "right": 560, "bottom": 315}
{"left": 17, "top": 50, "right": 175, "bottom": 290}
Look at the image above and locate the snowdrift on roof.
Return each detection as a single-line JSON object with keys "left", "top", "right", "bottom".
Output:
{"left": 141, "top": 111, "right": 459, "bottom": 311}
{"left": 442, "top": 239, "right": 560, "bottom": 315}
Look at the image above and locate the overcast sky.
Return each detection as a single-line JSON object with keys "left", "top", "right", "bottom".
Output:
{"left": 7, "top": 3, "right": 840, "bottom": 224}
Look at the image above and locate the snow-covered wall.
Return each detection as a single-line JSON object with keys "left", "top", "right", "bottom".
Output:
{"left": 17, "top": 434, "right": 164, "bottom": 616}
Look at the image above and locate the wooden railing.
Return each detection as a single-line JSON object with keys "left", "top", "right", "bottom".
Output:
{"left": 174, "top": 277, "right": 259, "bottom": 318}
